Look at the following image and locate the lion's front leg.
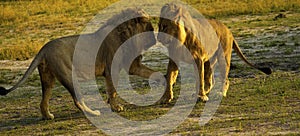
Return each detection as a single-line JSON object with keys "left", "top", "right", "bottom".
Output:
{"left": 204, "top": 61, "right": 214, "bottom": 95}
{"left": 104, "top": 74, "right": 124, "bottom": 112}
{"left": 158, "top": 59, "right": 178, "bottom": 104}
{"left": 196, "top": 59, "right": 209, "bottom": 102}
{"left": 129, "top": 55, "right": 157, "bottom": 78}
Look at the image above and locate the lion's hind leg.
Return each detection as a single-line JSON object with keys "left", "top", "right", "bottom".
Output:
{"left": 56, "top": 73, "right": 100, "bottom": 117}
{"left": 217, "top": 48, "right": 231, "bottom": 98}
{"left": 38, "top": 63, "right": 55, "bottom": 120}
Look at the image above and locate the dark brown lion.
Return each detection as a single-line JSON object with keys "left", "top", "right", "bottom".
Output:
{"left": 0, "top": 8, "right": 157, "bottom": 119}
{"left": 157, "top": 3, "right": 272, "bottom": 103}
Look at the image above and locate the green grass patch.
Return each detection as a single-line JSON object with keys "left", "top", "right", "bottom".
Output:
{"left": 1, "top": 71, "right": 299, "bottom": 135}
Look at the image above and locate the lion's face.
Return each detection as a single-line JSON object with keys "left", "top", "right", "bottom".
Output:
{"left": 158, "top": 18, "right": 187, "bottom": 46}
{"left": 157, "top": 4, "right": 187, "bottom": 47}
{"left": 133, "top": 17, "right": 156, "bottom": 50}
{"left": 126, "top": 9, "right": 156, "bottom": 51}
{"left": 106, "top": 9, "right": 156, "bottom": 53}
{"left": 118, "top": 16, "right": 156, "bottom": 53}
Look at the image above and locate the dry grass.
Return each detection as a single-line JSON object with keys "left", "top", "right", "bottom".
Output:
{"left": 0, "top": 0, "right": 118, "bottom": 60}
{"left": 188, "top": 0, "right": 300, "bottom": 17}
{"left": 0, "top": 0, "right": 300, "bottom": 60}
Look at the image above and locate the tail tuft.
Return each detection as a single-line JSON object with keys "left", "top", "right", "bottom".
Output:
{"left": 0, "top": 87, "right": 8, "bottom": 96}
{"left": 259, "top": 67, "right": 272, "bottom": 75}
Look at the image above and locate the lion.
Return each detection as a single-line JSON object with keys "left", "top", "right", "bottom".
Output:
{"left": 157, "top": 3, "right": 272, "bottom": 103}
{"left": 0, "top": 8, "right": 157, "bottom": 119}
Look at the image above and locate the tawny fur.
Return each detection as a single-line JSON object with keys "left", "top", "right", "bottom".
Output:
{"left": 157, "top": 3, "right": 272, "bottom": 103}
{"left": 0, "top": 8, "right": 157, "bottom": 119}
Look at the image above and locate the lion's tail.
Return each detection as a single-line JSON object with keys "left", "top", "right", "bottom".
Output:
{"left": 233, "top": 39, "right": 272, "bottom": 75}
{"left": 0, "top": 50, "right": 45, "bottom": 96}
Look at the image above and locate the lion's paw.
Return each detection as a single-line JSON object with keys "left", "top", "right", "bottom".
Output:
{"left": 199, "top": 95, "right": 209, "bottom": 102}
{"left": 42, "top": 113, "right": 54, "bottom": 120}
{"left": 157, "top": 97, "right": 172, "bottom": 104}
{"left": 222, "top": 91, "right": 227, "bottom": 97}
{"left": 87, "top": 110, "right": 101, "bottom": 116}
{"left": 93, "top": 110, "right": 101, "bottom": 116}
{"left": 111, "top": 104, "right": 124, "bottom": 112}
{"left": 216, "top": 91, "right": 227, "bottom": 97}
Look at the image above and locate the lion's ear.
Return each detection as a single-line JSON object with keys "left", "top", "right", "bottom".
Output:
{"left": 176, "top": 16, "right": 185, "bottom": 26}
{"left": 135, "top": 9, "right": 149, "bottom": 23}
{"left": 176, "top": 7, "right": 182, "bottom": 15}
{"left": 139, "top": 17, "right": 149, "bottom": 23}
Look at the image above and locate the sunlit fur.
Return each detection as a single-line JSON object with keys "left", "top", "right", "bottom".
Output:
{"left": 158, "top": 3, "right": 272, "bottom": 103}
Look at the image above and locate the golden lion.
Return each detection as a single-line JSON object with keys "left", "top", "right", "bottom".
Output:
{"left": 157, "top": 3, "right": 272, "bottom": 102}
{"left": 0, "top": 8, "right": 157, "bottom": 119}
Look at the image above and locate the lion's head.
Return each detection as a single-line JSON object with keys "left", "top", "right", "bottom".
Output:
{"left": 98, "top": 8, "right": 156, "bottom": 53}
{"left": 158, "top": 3, "right": 196, "bottom": 47}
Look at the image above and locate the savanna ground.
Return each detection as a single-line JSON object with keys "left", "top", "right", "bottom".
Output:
{"left": 0, "top": 0, "right": 300, "bottom": 135}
